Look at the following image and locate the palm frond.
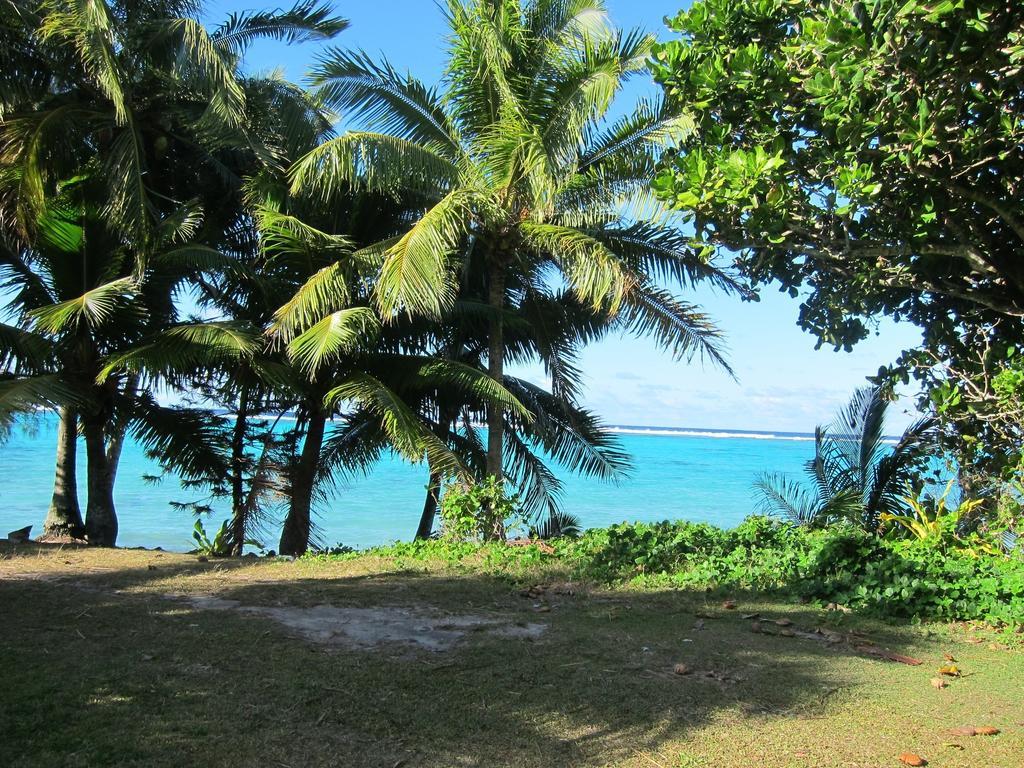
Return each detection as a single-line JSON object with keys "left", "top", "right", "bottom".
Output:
{"left": 753, "top": 473, "right": 821, "bottom": 526}
{"left": 130, "top": 398, "right": 231, "bottom": 482}
{"left": 533, "top": 508, "right": 582, "bottom": 538}
{"left": 375, "top": 189, "right": 475, "bottom": 318}
{"left": 29, "top": 276, "right": 138, "bottom": 333}
{"left": 538, "top": 28, "right": 655, "bottom": 164}
{"left": 410, "top": 357, "right": 532, "bottom": 421}
{"left": 311, "top": 48, "right": 462, "bottom": 155}
{"left": 39, "top": 0, "right": 127, "bottom": 124}
{"left": 580, "top": 97, "right": 693, "bottom": 170}
{"left": 526, "top": 1, "right": 611, "bottom": 52}
{"left": 100, "top": 124, "right": 150, "bottom": 239}
{"left": 617, "top": 282, "right": 732, "bottom": 374}
{"left": 212, "top": 1, "right": 349, "bottom": 55}
{"left": 269, "top": 261, "right": 357, "bottom": 342}
{"left": 503, "top": 426, "right": 564, "bottom": 520}
{"left": 288, "top": 307, "right": 380, "bottom": 376}
{"left": 289, "top": 132, "right": 458, "bottom": 200}
{"left": 316, "top": 411, "right": 387, "bottom": 491}
{"left": 325, "top": 372, "right": 467, "bottom": 478}
{"left": 509, "top": 376, "right": 631, "bottom": 481}
{"left": 868, "top": 415, "right": 937, "bottom": 519}
{"left": 256, "top": 204, "right": 354, "bottom": 262}
{"left": 0, "top": 322, "right": 52, "bottom": 372}
{"left": 0, "top": 374, "right": 75, "bottom": 428}
{"left": 98, "top": 322, "right": 261, "bottom": 383}
{"left": 520, "top": 221, "right": 628, "bottom": 311}
{"left": 444, "top": 1, "right": 527, "bottom": 130}
{"left": 829, "top": 386, "right": 887, "bottom": 492}
{"left": 817, "top": 487, "right": 869, "bottom": 527}
{"left": 581, "top": 221, "right": 746, "bottom": 294}
{"left": 152, "top": 17, "right": 248, "bottom": 128}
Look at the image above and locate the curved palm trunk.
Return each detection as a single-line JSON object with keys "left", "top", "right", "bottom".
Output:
{"left": 83, "top": 417, "right": 118, "bottom": 546}
{"left": 43, "top": 406, "right": 84, "bottom": 538}
{"left": 228, "top": 388, "right": 250, "bottom": 556}
{"left": 416, "top": 464, "right": 443, "bottom": 540}
{"left": 279, "top": 407, "right": 327, "bottom": 557}
{"left": 416, "top": 404, "right": 459, "bottom": 540}
{"left": 485, "top": 260, "right": 507, "bottom": 540}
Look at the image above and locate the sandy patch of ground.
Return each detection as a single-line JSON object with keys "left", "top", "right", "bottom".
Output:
{"left": 181, "top": 594, "right": 547, "bottom": 652}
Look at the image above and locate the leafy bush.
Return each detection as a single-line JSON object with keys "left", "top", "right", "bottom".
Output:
{"left": 439, "top": 476, "right": 524, "bottom": 541}
{"left": 799, "top": 528, "right": 1024, "bottom": 625}
{"left": 579, "top": 516, "right": 808, "bottom": 588}
{"left": 191, "top": 520, "right": 232, "bottom": 557}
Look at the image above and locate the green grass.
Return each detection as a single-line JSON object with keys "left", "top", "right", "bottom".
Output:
{"left": 1, "top": 543, "right": 1021, "bottom": 767}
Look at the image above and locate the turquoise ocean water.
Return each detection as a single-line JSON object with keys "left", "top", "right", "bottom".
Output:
{"left": 0, "top": 414, "right": 819, "bottom": 551}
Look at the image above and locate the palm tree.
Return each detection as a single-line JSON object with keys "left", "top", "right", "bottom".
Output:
{"left": 0, "top": 0, "right": 348, "bottom": 545}
{"left": 258, "top": 190, "right": 530, "bottom": 555}
{"left": 754, "top": 386, "right": 937, "bottom": 530}
{"left": 288, "top": 0, "right": 736, "bottom": 515}
{"left": 0, "top": 178, "right": 244, "bottom": 544}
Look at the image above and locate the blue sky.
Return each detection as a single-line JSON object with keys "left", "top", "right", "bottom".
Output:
{"left": 207, "top": 0, "right": 925, "bottom": 433}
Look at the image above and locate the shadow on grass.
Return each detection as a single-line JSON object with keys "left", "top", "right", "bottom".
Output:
{"left": 0, "top": 545, "right": 922, "bottom": 768}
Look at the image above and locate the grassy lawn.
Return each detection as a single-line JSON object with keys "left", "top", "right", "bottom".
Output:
{"left": 1, "top": 543, "right": 1021, "bottom": 768}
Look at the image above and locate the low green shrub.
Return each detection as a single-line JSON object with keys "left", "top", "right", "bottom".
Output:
{"left": 799, "top": 528, "right": 1024, "bottom": 625}
{"left": 439, "top": 476, "right": 524, "bottom": 541}
{"left": 577, "top": 516, "right": 810, "bottom": 588}
{"left": 581, "top": 517, "right": 1024, "bottom": 624}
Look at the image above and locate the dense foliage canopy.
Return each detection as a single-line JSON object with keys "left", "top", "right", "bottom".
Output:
{"left": 650, "top": 0, "right": 1024, "bottom": 485}
{"left": 651, "top": 0, "right": 1024, "bottom": 345}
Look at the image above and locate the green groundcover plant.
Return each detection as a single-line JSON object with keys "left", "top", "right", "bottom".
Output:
{"left": 318, "top": 516, "right": 1024, "bottom": 627}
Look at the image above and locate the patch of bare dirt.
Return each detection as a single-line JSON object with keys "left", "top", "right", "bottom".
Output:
{"left": 180, "top": 595, "right": 547, "bottom": 652}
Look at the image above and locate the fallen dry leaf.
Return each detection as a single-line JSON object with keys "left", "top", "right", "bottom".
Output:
{"left": 721, "top": 600, "right": 737, "bottom": 610}
{"left": 898, "top": 752, "right": 927, "bottom": 766}
{"left": 854, "top": 644, "right": 923, "bottom": 666}
{"left": 930, "top": 678, "right": 948, "bottom": 690}
{"left": 672, "top": 663, "right": 691, "bottom": 676}
{"left": 741, "top": 612, "right": 759, "bottom": 620}
{"left": 974, "top": 726, "right": 1000, "bottom": 736}
{"left": 939, "top": 664, "right": 961, "bottom": 677}
{"left": 779, "top": 628, "right": 796, "bottom": 637}
{"left": 943, "top": 652, "right": 957, "bottom": 662}
{"left": 949, "top": 727, "right": 977, "bottom": 737}
{"left": 774, "top": 618, "right": 793, "bottom": 627}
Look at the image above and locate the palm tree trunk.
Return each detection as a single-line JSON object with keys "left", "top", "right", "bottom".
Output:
{"left": 416, "top": 464, "right": 443, "bottom": 540}
{"left": 83, "top": 417, "right": 118, "bottom": 546}
{"left": 485, "top": 259, "right": 507, "bottom": 540}
{"left": 229, "top": 388, "right": 250, "bottom": 556}
{"left": 81, "top": 375, "right": 136, "bottom": 547}
{"left": 43, "top": 406, "right": 84, "bottom": 539}
{"left": 279, "top": 407, "right": 327, "bottom": 557}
